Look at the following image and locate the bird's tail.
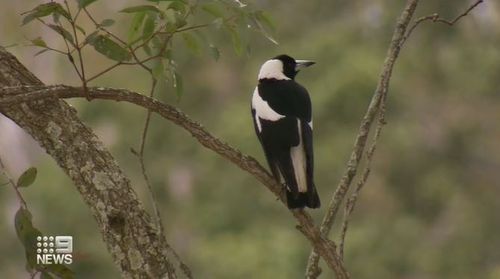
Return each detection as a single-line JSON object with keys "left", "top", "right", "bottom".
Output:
{"left": 286, "top": 185, "right": 320, "bottom": 209}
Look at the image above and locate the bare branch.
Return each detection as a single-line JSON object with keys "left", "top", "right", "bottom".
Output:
{"left": 401, "top": 0, "right": 484, "bottom": 47}
{"left": 339, "top": 94, "right": 387, "bottom": 258}
{"left": 306, "top": 0, "right": 483, "bottom": 276}
{"left": 305, "top": 0, "right": 420, "bottom": 277}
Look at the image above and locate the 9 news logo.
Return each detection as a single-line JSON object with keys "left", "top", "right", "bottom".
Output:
{"left": 36, "top": 236, "right": 73, "bottom": 265}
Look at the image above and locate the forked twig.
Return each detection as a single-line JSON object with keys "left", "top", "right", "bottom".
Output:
{"left": 401, "top": 0, "right": 483, "bottom": 47}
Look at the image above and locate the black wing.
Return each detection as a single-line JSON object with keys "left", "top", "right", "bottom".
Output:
{"left": 257, "top": 79, "right": 312, "bottom": 122}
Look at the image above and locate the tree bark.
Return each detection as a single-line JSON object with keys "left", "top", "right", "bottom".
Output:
{"left": 0, "top": 47, "right": 179, "bottom": 278}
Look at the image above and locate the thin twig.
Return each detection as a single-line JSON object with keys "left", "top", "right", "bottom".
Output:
{"left": 83, "top": 8, "right": 128, "bottom": 46}
{"left": 400, "top": 0, "right": 483, "bottom": 47}
{"left": 85, "top": 62, "right": 123, "bottom": 82}
{"left": 32, "top": 45, "right": 67, "bottom": 55}
{"left": 64, "top": 0, "right": 90, "bottom": 100}
{"left": 136, "top": 78, "right": 161, "bottom": 232}
{"left": 0, "top": 153, "right": 28, "bottom": 209}
{"left": 36, "top": 18, "right": 83, "bottom": 80}
{"left": 339, "top": 93, "right": 387, "bottom": 258}
{"left": 135, "top": 79, "right": 192, "bottom": 279}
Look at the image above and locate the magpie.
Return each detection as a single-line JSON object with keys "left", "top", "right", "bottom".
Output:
{"left": 251, "top": 54, "right": 320, "bottom": 209}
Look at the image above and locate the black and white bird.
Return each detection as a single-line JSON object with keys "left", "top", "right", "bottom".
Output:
{"left": 251, "top": 54, "right": 320, "bottom": 209}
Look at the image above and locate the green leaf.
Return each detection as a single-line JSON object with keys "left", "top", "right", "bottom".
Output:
{"left": 209, "top": 44, "right": 220, "bottom": 61}
{"left": 228, "top": 28, "right": 242, "bottom": 55}
{"left": 152, "top": 59, "right": 165, "bottom": 80}
{"left": 22, "top": 3, "right": 68, "bottom": 25}
{"left": 182, "top": 33, "right": 200, "bottom": 55}
{"left": 120, "top": 5, "right": 160, "bottom": 14}
{"left": 173, "top": 71, "right": 183, "bottom": 99}
{"left": 52, "top": 12, "right": 61, "bottom": 24}
{"left": 100, "top": 19, "right": 115, "bottom": 27}
{"left": 24, "top": 227, "right": 42, "bottom": 270}
{"left": 84, "top": 31, "right": 99, "bottom": 44}
{"left": 151, "top": 36, "right": 162, "bottom": 49}
{"left": 143, "top": 43, "right": 152, "bottom": 56}
{"left": 175, "top": 17, "right": 187, "bottom": 28}
{"left": 55, "top": 6, "right": 71, "bottom": 21}
{"left": 14, "top": 207, "right": 33, "bottom": 243}
{"left": 201, "top": 3, "right": 224, "bottom": 18}
{"left": 127, "top": 12, "right": 146, "bottom": 43}
{"left": 41, "top": 272, "right": 55, "bottom": 279}
{"left": 78, "top": 0, "right": 98, "bottom": 9}
{"left": 47, "top": 24, "right": 75, "bottom": 47}
{"left": 17, "top": 167, "right": 37, "bottom": 188}
{"left": 168, "top": 1, "right": 186, "bottom": 13}
{"left": 142, "top": 14, "right": 156, "bottom": 40}
{"left": 89, "top": 35, "right": 131, "bottom": 61}
{"left": 164, "top": 22, "right": 177, "bottom": 33}
{"left": 31, "top": 37, "right": 47, "bottom": 48}
{"left": 254, "top": 10, "right": 276, "bottom": 31}
{"left": 25, "top": 245, "right": 37, "bottom": 272}
{"left": 14, "top": 208, "right": 44, "bottom": 273}
{"left": 250, "top": 11, "right": 278, "bottom": 45}
{"left": 75, "top": 24, "right": 86, "bottom": 35}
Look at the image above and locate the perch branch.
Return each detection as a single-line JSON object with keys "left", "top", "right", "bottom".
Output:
{"left": 0, "top": 84, "right": 350, "bottom": 278}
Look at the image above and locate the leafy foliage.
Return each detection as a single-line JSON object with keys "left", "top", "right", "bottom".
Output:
{"left": 21, "top": 0, "right": 277, "bottom": 99}
{"left": 22, "top": 3, "right": 70, "bottom": 25}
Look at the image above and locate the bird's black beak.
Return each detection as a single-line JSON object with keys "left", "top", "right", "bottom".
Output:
{"left": 295, "top": 60, "right": 315, "bottom": 71}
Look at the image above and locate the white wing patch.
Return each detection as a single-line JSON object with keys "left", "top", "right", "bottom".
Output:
{"left": 258, "top": 59, "right": 291, "bottom": 81}
{"left": 252, "top": 88, "right": 285, "bottom": 132}
{"left": 290, "top": 119, "right": 307, "bottom": 192}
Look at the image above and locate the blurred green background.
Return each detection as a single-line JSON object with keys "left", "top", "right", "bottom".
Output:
{"left": 1, "top": 0, "right": 500, "bottom": 278}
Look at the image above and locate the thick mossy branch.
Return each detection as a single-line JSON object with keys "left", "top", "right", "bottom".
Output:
{"left": 0, "top": 48, "right": 179, "bottom": 279}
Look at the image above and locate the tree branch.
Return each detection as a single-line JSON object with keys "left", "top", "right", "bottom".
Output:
{"left": 0, "top": 48, "right": 179, "bottom": 279}
{"left": 400, "top": 0, "right": 483, "bottom": 47}
{"left": 306, "top": 0, "right": 483, "bottom": 276}
{"left": 339, "top": 93, "right": 387, "bottom": 259}
{"left": 0, "top": 84, "right": 350, "bottom": 278}
{"left": 305, "top": 0, "right": 420, "bottom": 277}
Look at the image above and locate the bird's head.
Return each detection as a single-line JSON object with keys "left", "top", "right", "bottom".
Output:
{"left": 258, "top": 54, "right": 315, "bottom": 81}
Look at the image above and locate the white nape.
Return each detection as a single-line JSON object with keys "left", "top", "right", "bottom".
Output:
{"left": 257, "top": 59, "right": 291, "bottom": 81}
{"left": 252, "top": 88, "right": 285, "bottom": 132}
{"left": 291, "top": 120, "right": 307, "bottom": 192}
